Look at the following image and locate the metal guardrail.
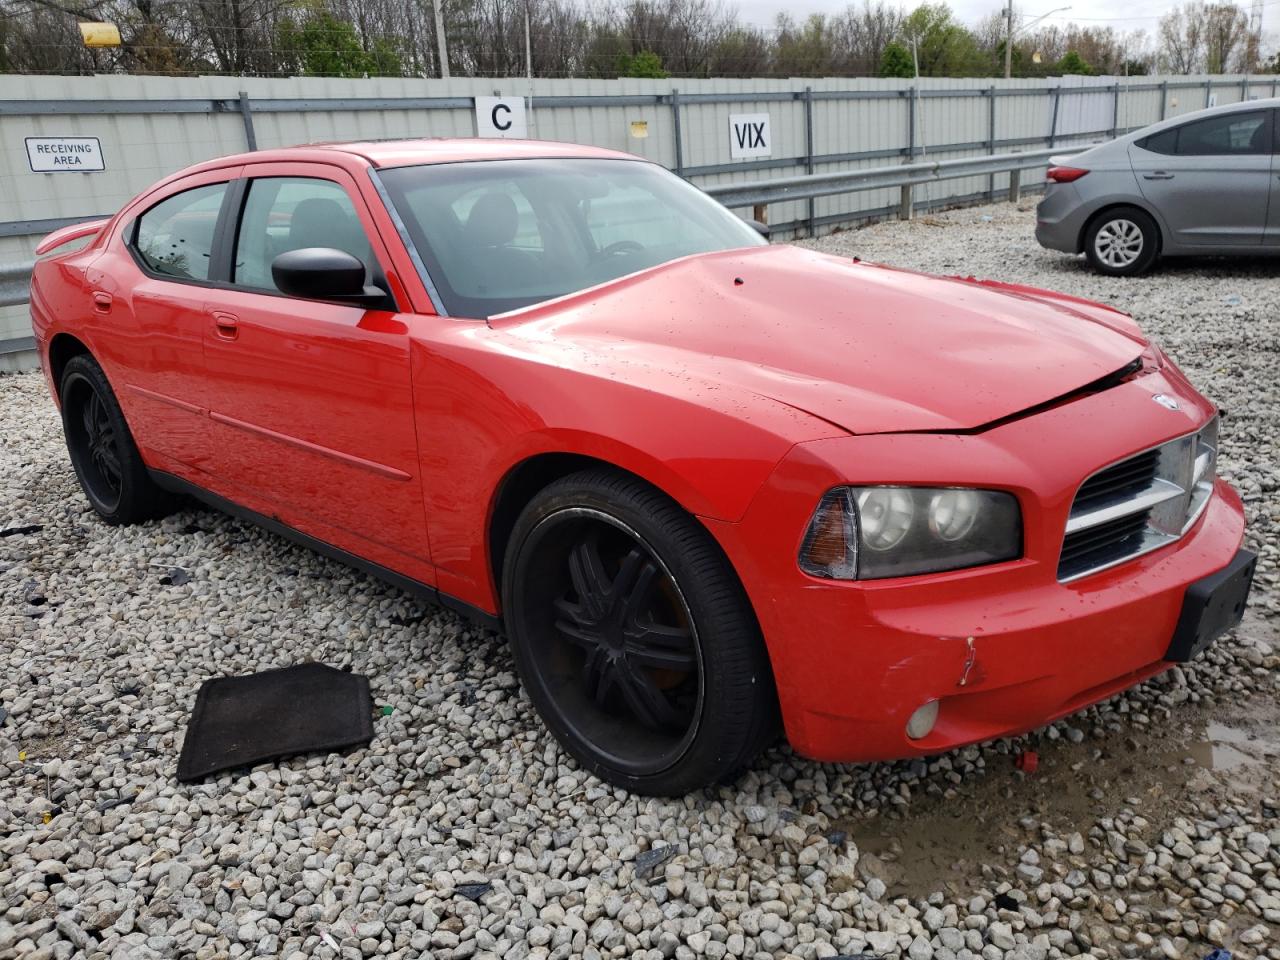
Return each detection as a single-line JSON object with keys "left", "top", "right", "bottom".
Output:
{"left": 705, "top": 147, "right": 1066, "bottom": 220}
{"left": 1, "top": 260, "right": 33, "bottom": 310}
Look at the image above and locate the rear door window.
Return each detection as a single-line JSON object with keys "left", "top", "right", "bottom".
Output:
{"left": 133, "top": 183, "right": 228, "bottom": 281}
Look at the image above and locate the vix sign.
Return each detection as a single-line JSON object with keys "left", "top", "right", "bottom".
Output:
{"left": 728, "top": 113, "right": 771, "bottom": 160}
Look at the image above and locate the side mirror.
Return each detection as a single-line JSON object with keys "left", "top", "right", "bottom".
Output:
{"left": 749, "top": 219, "right": 769, "bottom": 238}
{"left": 271, "top": 248, "right": 392, "bottom": 309}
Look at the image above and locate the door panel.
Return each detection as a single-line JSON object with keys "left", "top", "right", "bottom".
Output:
{"left": 201, "top": 164, "right": 431, "bottom": 565}
{"left": 1129, "top": 110, "right": 1272, "bottom": 247}
{"left": 86, "top": 169, "right": 239, "bottom": 472}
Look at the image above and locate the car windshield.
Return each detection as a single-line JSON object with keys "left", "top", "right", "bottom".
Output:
{"left": 377, "top": 158, "right": 766, "bottom": 317}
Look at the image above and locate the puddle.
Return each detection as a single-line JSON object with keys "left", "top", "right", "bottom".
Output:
{"left": 1185, "top": 721, "right": 1262, "bottom": 772}
{"left": 837, "top": 632, "right": 1280, "bottom": 902}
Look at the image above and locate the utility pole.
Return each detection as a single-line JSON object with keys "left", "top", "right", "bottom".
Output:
{"left": 1005, "top": 5, "right": 1070, "bottom": 80}
{"left": 433, "top": 0, "right": 450, "bottom": 79}
{"left": 525, "top": 0, "right": 534, "bottom": 133}
{"left": 1004, "top": 0, "right": 1014, "bottom": 79}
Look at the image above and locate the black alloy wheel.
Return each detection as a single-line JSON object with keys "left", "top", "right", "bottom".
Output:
{"left": 60, "top": 355, "right": 172, "bottom": 525}
{"left": 503, "top": 469, "right": 778, "bottom": 795}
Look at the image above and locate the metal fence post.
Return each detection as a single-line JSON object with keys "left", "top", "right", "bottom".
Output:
{"left": 1110, "top": 83, "right": 1120, "bottom": 138}
{"left": 803, "top": 86, "right": 815, "bottom": 237}
{"left": 1008, "top": 165, "right": 1021, "bottom": 204}
{"left": 1204, "top": 78, "right": 1212, "bottom": 108}
{"left": 670, "top": 87, "right": 683, "bottom": 177}
{"left": 986, "top": 86, "right": 996, "bottom": 201}
{"left": 900, "top": 85, "right": 915, "bottom": 220}
{"left": 238, "top": 91, "right": 258, "bottom": 151}
{"left": 1160, "top": 80, "right": 1168, "bottom": 120}
{"left": 1049, "top": 85, "right": 1060, "bottom": 148}
{"left": 1241, "top": 75, "right": 1249, "bottom": 101}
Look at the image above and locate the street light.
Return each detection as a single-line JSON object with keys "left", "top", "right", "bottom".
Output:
{"left": 1004, "top": 5, "right": 1072, "bottom": 79}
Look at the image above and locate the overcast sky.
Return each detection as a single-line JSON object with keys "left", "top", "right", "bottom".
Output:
{"left": 727, "top": 0, "right": 1218, "bottom": 36}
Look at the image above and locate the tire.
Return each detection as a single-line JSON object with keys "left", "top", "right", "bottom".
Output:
{"left": 1084, "top": 206, "right": 1159, "bottom": 276}
{"left": 502, "top": 469, "right": 779, "bottom": 795}
{"left": 60, "top": 355, "right": 173, "bottom": 525}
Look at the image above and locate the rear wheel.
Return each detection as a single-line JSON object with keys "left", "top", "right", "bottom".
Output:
{"left": 60, "top": 355, "right": 172, "bottom": 525}
{"left": 502, "top": 469, "right": 778, "bottom": 795}
{"left": 1084, "top": 207, "right": 1159, "bottom": 276}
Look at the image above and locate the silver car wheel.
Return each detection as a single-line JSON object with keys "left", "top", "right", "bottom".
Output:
{"left": 1094, "top": 218, "right": 1144, "bottom": 269}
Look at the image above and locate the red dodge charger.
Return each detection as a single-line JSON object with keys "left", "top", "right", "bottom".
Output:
{"left": 30, "top": 139, "right": 1254, "bottom": 794}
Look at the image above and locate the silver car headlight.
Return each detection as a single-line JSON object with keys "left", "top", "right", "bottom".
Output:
{"left": 798, "top": 486, "right": 1022, "bottom": 580}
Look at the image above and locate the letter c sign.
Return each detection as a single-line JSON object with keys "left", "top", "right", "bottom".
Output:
{"left": 475, "top": 97, "right": 528, "bottom": 138}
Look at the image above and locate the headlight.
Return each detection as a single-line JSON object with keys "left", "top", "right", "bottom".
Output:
{"left": 799, "top": 486, "right": 1022, "bottom": 580}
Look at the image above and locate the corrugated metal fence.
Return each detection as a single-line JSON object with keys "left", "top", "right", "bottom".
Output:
{"left": 2, "top": 71, "right": 1276, "bottom": 363}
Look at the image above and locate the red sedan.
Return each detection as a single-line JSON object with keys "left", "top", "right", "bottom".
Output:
{"left": 29, "top": 139, "right": 1254, "bottom": 795}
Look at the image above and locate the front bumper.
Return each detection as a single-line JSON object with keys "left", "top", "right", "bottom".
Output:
{"left": 704, "top": 367, "right": 1247, "bottom": 763}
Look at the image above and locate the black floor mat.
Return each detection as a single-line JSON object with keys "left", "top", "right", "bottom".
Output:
{"left": 177, "top": 663, "right": 373, "bottom": 783}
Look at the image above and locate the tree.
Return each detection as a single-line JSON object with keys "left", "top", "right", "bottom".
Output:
{"left": 878, "top": 40, "right": 914, "bottom": 77}
{"left": 900, "top": 3, "right": 986, "bottom": 77}
{"left": 1055, "top": 50, "right": 1092, "bottom": 74}
{"left": 617, "top": 49, "right": 668, "bottom": 77}
{"left": 1158, "top": 4, "right": 1205, "bottom": 73}
{"left": 1202, "top": 2, "right": 1249, "bottom": 72}
{"left": 772, "top": 13, "right": 837, "bottom": 76}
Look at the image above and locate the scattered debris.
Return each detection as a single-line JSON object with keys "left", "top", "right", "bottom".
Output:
{"left": 634, "top": 845, "right": 678, "bottom": 880}
{"left": 455, "top": 882, "right": 492, "bottom": 901}
{"left": 993, "top": 892, "right": 1019, "bottom": 911}
{"left": 160, "top": 566, "right": 190, "bottom": 586}
{"left": 1014, "top": 750, "right": 1039, "bottom": 774}
{"left": 0, "top": 523, "right": 43, "bottom": 537}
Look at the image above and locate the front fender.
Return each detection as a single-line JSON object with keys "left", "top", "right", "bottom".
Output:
{"left": 408, "top": 329, "right": 844, "bottom": 611}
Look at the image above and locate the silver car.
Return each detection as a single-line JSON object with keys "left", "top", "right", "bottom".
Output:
{"left": 1035, "top": 98, "right": 1279, "bottom": 275}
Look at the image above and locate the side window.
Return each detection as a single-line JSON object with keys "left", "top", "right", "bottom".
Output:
{"left": 1143, "top": 111, "right": 1271, "bottom": 157}
{"left": 1138, "top": 128, "right": 1178, "bottom": 155}
{"left": 133, "top": 183, "right": 228, "bottom": 281}
{"left": 233, "top": 177, "right": 375, "bottom": 292}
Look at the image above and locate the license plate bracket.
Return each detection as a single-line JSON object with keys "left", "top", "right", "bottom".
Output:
{"left": 1165, "top": 549, "right": 1256, "bottom": 663}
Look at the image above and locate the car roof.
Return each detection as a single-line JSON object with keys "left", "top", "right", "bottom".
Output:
{"left": 176, "top": 138, "right": 639, "bottom": 176}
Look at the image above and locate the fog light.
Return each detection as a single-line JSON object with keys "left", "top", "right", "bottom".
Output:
{"left": 905, "top": 700, "right": 939, "bottom": 740}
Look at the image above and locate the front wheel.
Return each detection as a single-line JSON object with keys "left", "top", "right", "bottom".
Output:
{"left": 60, "top": 355, "right": 173, "bottom": 525}
{"left": 502, "top": 470, "right": 778, "bottom": 795}
{"left": 1084, "top": 207, "right": 1159, "bottom": 276}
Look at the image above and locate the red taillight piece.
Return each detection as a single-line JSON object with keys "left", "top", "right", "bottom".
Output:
{"left": 1046, "top": 166, "right": 1089, "bottom": 183}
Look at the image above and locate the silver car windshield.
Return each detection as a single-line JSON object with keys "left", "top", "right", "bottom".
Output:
{"left": 376, "top": 158, "right": 766, "bottom": 318}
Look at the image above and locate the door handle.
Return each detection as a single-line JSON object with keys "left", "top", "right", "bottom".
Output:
{"left": 212, "top": 312, "right": 239, "bottom": 340}
{"left": 92, "top": 291, "right": 112, "bottom": 314}
{"left": 1143, "top": 172, "right": 1175, "bottom": 180}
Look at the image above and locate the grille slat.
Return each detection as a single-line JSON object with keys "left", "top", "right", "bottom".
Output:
{"left": 1071, "top": 450, "right": 1160, "bottom": 509}
{"left": 1058, "top": 420, "right": 1218, "bottom": 582}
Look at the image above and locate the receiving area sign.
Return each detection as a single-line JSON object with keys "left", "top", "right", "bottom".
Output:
{"left": 26, "top": 137, "right": 105, "bottom": 172}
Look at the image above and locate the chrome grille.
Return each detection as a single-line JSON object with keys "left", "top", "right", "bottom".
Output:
{"left": 1058, "top": 418, "right": 1219, "bottom": 582}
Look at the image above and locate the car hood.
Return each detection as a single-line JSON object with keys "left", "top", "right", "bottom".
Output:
{"left": 490, "top": 245, "right": 1147, "bottom": 434}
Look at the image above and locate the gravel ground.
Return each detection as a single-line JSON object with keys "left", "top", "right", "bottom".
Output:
{"left": 2, "top": 202, "right": 1279, "bottom": 960}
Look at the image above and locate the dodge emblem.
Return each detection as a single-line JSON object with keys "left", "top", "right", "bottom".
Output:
{"left": 1152, "top": 394, "right": 1179, "bottom": 411}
